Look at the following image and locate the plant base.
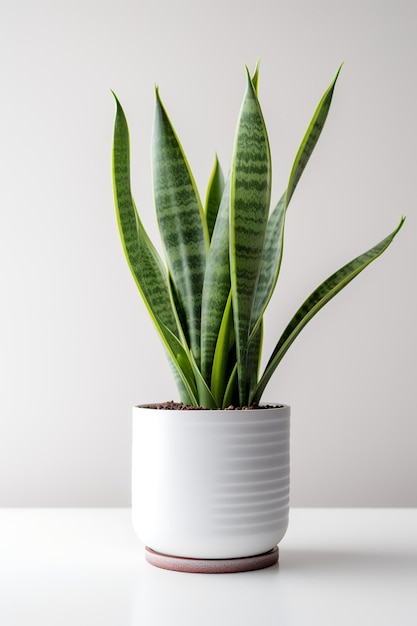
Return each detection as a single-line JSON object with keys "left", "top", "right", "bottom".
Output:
{"left": 145, "top": 546, "right": 279, "bottom": 573}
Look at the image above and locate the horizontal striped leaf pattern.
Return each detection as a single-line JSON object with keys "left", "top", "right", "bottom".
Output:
{"left": 112, "top": 95, "right": 179, "bottom": 336}
{"left": 230, "top": 70, "right": 271, "bottom": 405}
{"left": 249, "top": 68, "right": 343, "bottom": 354}
{"left": 152, "top": 88, "right": 209, "bottom": 366}
{"left": 112, "top": 95, "right": 197, "bottom": 402}
{"left": 112, "top": 63, "right": 405, "bottom": 408}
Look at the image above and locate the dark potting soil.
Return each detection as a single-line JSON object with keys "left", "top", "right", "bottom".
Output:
{"left": 141, "top": 401, "right": 283, "bottom": 411}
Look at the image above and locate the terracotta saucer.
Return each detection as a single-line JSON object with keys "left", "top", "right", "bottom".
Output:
{"left": 145, "top": 546, "right": 279, "bottom": 573}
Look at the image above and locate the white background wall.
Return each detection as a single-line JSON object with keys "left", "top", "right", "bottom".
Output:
{"left": 0, "top": 0, "right": 415, "bottom": 507}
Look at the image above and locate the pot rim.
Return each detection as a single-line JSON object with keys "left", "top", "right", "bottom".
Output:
{"left": 134, "top": 402, "right": 290, "bottom": 412}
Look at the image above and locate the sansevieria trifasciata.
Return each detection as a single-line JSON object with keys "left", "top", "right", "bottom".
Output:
{"left": 112, "top": 62, "right": 405, "bottom": 408}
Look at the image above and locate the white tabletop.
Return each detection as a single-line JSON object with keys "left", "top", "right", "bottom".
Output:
{"left": 0, "top": 508, "right": 416, "bottom": 626}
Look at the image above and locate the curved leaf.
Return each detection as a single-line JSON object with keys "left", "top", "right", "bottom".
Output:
{"left": 287, "top": 63, "right": 343, "bottom": 206}
{"left": 250, "top": 191, "right": 286, "bottom": 330}
{"left": 157, "top": 320, "right": 217, "bottom": 408}
{"left": 252, "top": 217, "right": 406, "bottom": 404}
{"left": 250, "top": 65, "right": 342, "bottom": 342}
{"left": 155, "top": 319, "right": 199, "bottom": 404}
{"left": 112, "top": 94, "right": 196, "bottom": 403}
{"left": 112, "top": 94, "right": 179, "bottom": 336}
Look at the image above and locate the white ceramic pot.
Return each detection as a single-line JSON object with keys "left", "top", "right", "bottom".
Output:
{"left": 132, "top": 404, "right": 290, "bottom": 567}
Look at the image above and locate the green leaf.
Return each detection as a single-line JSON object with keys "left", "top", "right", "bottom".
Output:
{"left": 204, "top": 155, "right": 225, "bottom": 239}
{"left": 189, "top": 352, "right": 218, "bottom": 409}
{"left": 250, "top": 65, "right": 342, "bottom": 343}
{"left": 158, "top": 321, "right": 217, "bottom": 408}
{"left": 112, "top": 93, "right": 178, "bottom": 338}
{"left": 210, "top": 291, "right": 235, "bottom": 406}
{"left": 155, "top": 319, "right": 199, "bottom": 404}
{"left": 222, "top": 363, "right": 238, "bottom": 408}
{"left": 247, "top": 319, "right": 263, "bottom": 403}
{"left": 112, "top": 93, "right": 197, "bottom": 403}
{"left": 252, "top": 217, "right": 406, "bottom": 404}
{"left": 230, "top": 69, "right": 272, "bottom": 405}
{"left": 250, "top": 191, "right": 286, "bottom": 331}
{"left": 152, "top": 88, "right": 209, "bottom": 366}
{"left": 167, "top": 359, "right": 194, "bottom": 405}
{"left": 251, "top": 58, "right": 261, "bottom": 95}
{"left": 287, "top": 63, "right": 343, "bottom": 206}
{"left": 200, "top": 173, "right": 231, "bottom": 383}
{"left": 252, "top": 65, "right": 342, "bottom": 338}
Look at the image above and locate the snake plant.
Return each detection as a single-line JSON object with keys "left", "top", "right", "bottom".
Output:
{"left": 112, "top": 63, "right": 404, "bottom": 409}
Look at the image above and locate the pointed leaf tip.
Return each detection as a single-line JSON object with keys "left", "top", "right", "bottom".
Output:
{"left": 251, "top": 58, "right": 261, "bottom": 94}
{"left": 111, "top": 90, "right": 121, "bottom": 107}
{"left": 334, "top": 62, "right": 343, "bottom": 81}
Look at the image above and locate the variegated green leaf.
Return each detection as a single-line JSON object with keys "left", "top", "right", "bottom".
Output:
{"left": 250, "top": 66, "right": 342, "bottom": 340}
{"left": 113, "top": 64, "right": 405, "bottom": 409}
{"left": 287, "top": 64, "right": 342, "bottom": 206}
{"left": 158, "top": 320, "right": 217, "bottom": 407}
{"left": 200, "top": 173, "right": 231, "bottom": 383}
{"left": 112, "top": 94, "right": 197, "bottom": 403}
{"left": 230, "top": 69, "right": 271, "bottom": 405}
{"left": 167, "top": 360, "right": 194, "bottom": 405}
{"left": 250, "top": 191, "right": 286, "bottom": 331}
{"left": 252, "top": 217, "right": 406, "bottom": 404}
{"left": 152, "top": 88, "right": 209, "bottom": 366}
{"left": 189, "top": 351, "right": 218, "bottom": 409}
{"left": 155, "top": 319, "right": 199, "bottom": 404}
{"left": 112, "top": 94, "right": 179, "bottom": 336}
{"left": 204, "top": 155, "right": 225, "bottom": 239}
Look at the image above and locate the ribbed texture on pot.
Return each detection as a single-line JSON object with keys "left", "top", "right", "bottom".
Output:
{"left": 132, "top": 405, "right": 290, "bottom": 559}
{"left": 208, "top": 417, "right": 290, "bottom": 535}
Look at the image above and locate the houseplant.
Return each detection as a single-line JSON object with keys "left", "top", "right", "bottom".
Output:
{"left": 112, "top": 63, "right": 404, "bottom": 572}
